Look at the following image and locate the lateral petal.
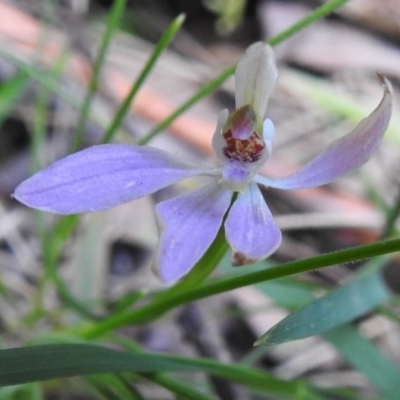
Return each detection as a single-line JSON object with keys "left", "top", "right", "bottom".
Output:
{"left": 225, "top": 183, "right": 281, "bottom": 266}
{"left": 14, "top": 144, "right": 204, "bottom": 214}
{"left": 156, "top": 182, "right": 232, "bottom": 284}
{"left": 254, "top": 74, "right": 392, "bottom": 190}
{"left": 235, "top": 42, "right": 278, "bottom": 119}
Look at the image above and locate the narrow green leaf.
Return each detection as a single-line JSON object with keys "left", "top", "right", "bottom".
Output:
{"left": 72, "top": 0, "right": 126, "bottom": 150}
{"left": 268, "top": 0, "right": 347, "bottom": 47}
{"left": 87, "top": 374, "right": 144, "bottom": 400}
{"left": 103, "top": 14, "right": 186, "bottom": 144}
{"left": 0, "top": 345, "right": 188, "bottom": 385}
{"left": 255, "top": 277, "right": 317, "bottom": 310}
{"left": 0, "top": 344, "right": 319, "bottom": 399}
{"left": 0, "top": 383, "right": 42, "bottom": 400}
{"left": 142, "top": 0, "right": 348, "bottom": 143}
{"left": 140, "top": 64, "right": 234, "bottom": 145}
{"left": 109, "top": 335, "right": 216, "bottom": 400}
{"left": 256, "top": 272, "right": 391, "bottom": 345}
{"left": 0, "top": 72, "right": 30, "bottom": 126}
{"left": 139, "top": 373, "right": 214, "bottom": 400}
{"left": 29, "top": 333, "right": 215, "bottom": 400}
{"left": 240, "top": 260, "right": 400, "bottom": 398}
{"left": 325, "top": 325, "right": 400, "bottom": 399}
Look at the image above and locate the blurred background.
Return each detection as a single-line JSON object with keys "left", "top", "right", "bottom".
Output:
{"left": 0, "top": 0, "right": 400, "bottom": 399}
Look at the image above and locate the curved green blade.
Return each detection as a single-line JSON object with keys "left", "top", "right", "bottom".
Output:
{"left": 0, "top": 344, "right": 191, "bottom": 385}
{"left": 256, "top": 272, "right": 392, "bottom": 346}
{"left": 325, "top": 325, "right": 400, "bottom": 399}
{"left": 0, "top": 344, "right": 319, "bottom": 399}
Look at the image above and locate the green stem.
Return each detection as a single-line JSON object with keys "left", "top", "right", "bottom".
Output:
{"left": 139, "top": 65, "right": 234, "bottom": 145}
{"left": 268, "top": 0, "right": 347, "bottom": 46}
{"left": 72, "top": 0, "right": 126, "bottom": 150}
{"left": 102, "top": 14, "right": 185, "bottom": 144}
{"left": 83, "top": 236, "right": 400, "bottom": 337}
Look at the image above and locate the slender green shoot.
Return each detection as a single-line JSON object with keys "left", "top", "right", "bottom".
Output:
{"left": 72, "top": 0, "right": 126, "bottom": 150}
{"left": 0, "top": 72, "right": 30, "bottom": 126}
{"left": 102, "top": 14, "right": 185, "bottom": 144}
{"left": 83, "top": 236, "right": 400, "bottom": 337}
{"left": 140, "top": 0, "right": 348, "bottom": 144}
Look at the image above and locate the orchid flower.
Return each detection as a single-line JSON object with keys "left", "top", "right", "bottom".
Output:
{"left": 14, "top": 42, "right": 392, "bottom": 284}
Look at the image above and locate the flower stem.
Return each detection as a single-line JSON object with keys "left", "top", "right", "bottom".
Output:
{"left": 83, "top": 236, "right": 400, "bottom": 338}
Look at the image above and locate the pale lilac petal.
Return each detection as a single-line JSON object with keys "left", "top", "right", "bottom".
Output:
{"left": 235, "top": 42, "right": 278, "bottom": 119}
{"left": 263, "top": 118, "right": 275, "bottom": 156}
{"left": 221, "top": 160, "right": 254, "bottom": 193}
{"left": 225, "top": 183, "right": 281, "bottom": 266}
{"left": 254, "top": 74, "right": 392, "bottom": 190}
{"left": 156, "top": 182, "right": 232, "bottom": 283}
{"left": 14, "top": 144, "right": 205, "bottom": 214}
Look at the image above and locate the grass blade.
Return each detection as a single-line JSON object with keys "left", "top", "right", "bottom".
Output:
{"left": 141, "top": 0, "right": 348, "bottom": 144}
{"left": 325, "top": 325, "right": 400, "bottom": 399}
{"left": 0, "top": 344, "right": 321, "bottom": 399}
{"left": 102, "top": 14, "right": 185, "bottom": 144}
{"left": 72, "top": 0, "right": 126, "bottom": 150}
{"left": 256, "top": 272, "right": 392, "bottom": 345}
